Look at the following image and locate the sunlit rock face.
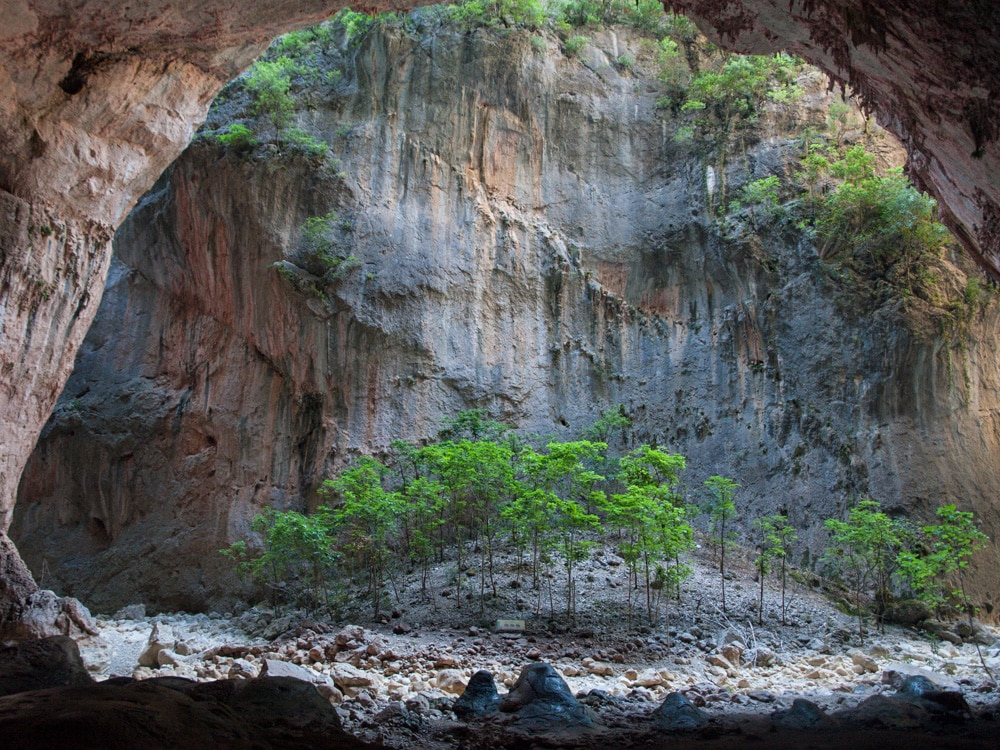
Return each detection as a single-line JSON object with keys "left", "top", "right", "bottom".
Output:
{"left": 666, "top": 0, "right": 1000, "bottom": 280}
{"left": 13, "top": 24, "right": 1000, "bottom": 613}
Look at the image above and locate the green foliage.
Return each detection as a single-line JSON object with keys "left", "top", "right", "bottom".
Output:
{"left": 214, "top": 123, "right": 258, "bottom": 152}
{"left": 605, "top": 446, "right": 691, "bottom": 624}
{"left": 563, "top": 35, "right": 589, "bottom": 56}
{"left": 823, "top": 498, "right": 911, "bottom": 640}
{"left": 703, "top": 475, "right": 739, "bottom": 612}
{"left": 557, "top": 0, "right": 675, "bottom": 34}
{"left": 444, "top": 0, "right": 547, "bottom": 31}
{"left": 682, "top": 53, "right": 802, "bottom": 132}
{"left": 900, "top": 504, "right": 988, "bottom": 615}
{"left": 751, "top": 514, "right": 797, "bottom": 625}
{"left": 337, "top": 8, "right": 378, "bottom": 42}
{"left": 437, "top": 409, "right": 510, "bottom": 442}
{"left": 224, "top": 414, "right": 699, "bottom": 627}
{"left": 245, "top": 57, "right": 299, "bottom": 134}
{"left": 321, "top": 457, "right": 402, "bottom": 618}
{"left": 582, "top": 404, "right": 631, "bottom": 445}
{"left": 674, "top": 52, "right": 802, "bottom": 208}
{"left": 296, "top": 211, "right": 362, "bottom": 288}
{"left": 804, "top": 145, "right": 950, "bottom": 302}
{"left": 221, "top": 506, "right": 338, "bottom": 614}
{"left": 285, "top": 127, "right": 330, "bottom": 159}
{"left": 730, "top": 175, "right": 782, "bottom": 229}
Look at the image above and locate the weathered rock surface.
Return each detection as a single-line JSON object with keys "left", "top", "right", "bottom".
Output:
{"left": 0, "top": 676, "right": 376, "bottom": 749}
{"left": 1, "top": 0, "right": 1000, "bottom": 638}
{"left": 500, "top": 662, "right": 594, "bottom": 729}
{"left": 13, "top": 23, "right": 1000, "bottom": 613}
{"left": 0, "top": 636, "right": 93, "bottom": 697}
{"left": 452, "top": 670, "right": 501, "bottom": 720}
{"left": 652, "top": 691, "right": 708, "bottom": 731}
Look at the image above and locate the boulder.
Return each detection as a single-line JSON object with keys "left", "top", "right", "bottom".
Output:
{"left": 137, "top": 623, "right": 173, "bottom": 668}
{"left": 435, "top": 669, "right": 467, "bottom": 695}
{"left": 328, "top": 662, "right": 377, "bottom": 690}
{"left": 262, "top": 658, "right": 338, "bottom": 701}
{"left": 452, "top": 670, "right": 501, "bottom": 720}
{"left": 895, "top": 675, "right": 972, "bottom": 716}
{"left": 772, "top": 698, "right": 832, "bottom": 729}
{"left": 652, "top": 691, "right": 708, "bottom": 730}
{"left": 881, "top": 663, "right": 960, "bottom": 692}
{"left": 500, "top": 662, "right": 593, "bottom": 730}
{"left": 0, "top": 636, "right": 93, "bottom": 697}
{"left": 884, "top": 599, "right": 932, "bottom": 625}
{"left": 0, "top": 675, "right": 372, "bottom": 748}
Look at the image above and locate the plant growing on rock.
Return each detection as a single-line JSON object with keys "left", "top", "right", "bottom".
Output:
{"left": 292, "top": 211, "right": 362, "bottom": 292}
{"left": 679, "top": 52, "right": 802, "bottom": 209}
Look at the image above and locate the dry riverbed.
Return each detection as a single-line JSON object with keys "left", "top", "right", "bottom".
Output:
{"left": 72, "top": 546, "right": 1000, "bottom": 747}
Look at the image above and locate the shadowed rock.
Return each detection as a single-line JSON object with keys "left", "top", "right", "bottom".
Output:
{"left": 0, "top": 636, "right": 93, "bottom": 697}
{"left": 0, "top": 675, "right": 377, "bottom": 749}
{"left": 652, "top": 691, "right": 708, "bottom": 731}
{"left": 772, "top": 698, "right": 833, "bottom": 730}
{"left": 896, "top": 675, "right": 972, "bottom": 717}
{"left": 453, "top": 669, "right": 501, "bottom": 720}
{"left": 500, "top": 662, "right": 593, "bottom": 730}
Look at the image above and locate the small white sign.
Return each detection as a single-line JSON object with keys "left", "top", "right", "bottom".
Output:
{"left": 495, "top": 618, "right": 525, "bottom": 633}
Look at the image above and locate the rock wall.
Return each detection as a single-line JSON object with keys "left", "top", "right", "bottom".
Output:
{"left": 665, "top": 0, "right": 1000, "bottom": 282}
{"left": 12, "top": 24, "right": 1000, "bottom": 614}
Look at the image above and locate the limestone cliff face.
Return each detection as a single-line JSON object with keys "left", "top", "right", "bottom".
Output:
{"left": 13, "top": 25, "right": 1000, "bottom": 613}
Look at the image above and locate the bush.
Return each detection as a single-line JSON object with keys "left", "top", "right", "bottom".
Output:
{"left": 564, "top": 35, "right": 589, "bottom": 56}
{"left": 214, "top": 123, "right": 258, "bottom": 152}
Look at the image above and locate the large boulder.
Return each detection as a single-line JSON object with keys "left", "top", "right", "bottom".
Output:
{"left": 651, "top": 691, "right": 708, "bottom": 731}
{"left": 453, "top": 670, "right": 501, "bottom": 720}
{"left": 0, "top": 636, "right": 93, "bottom": 697}
{"left": 500, "top": 663, "right": 593, "bottom": 731}
{"left": 772, "top": 698, "right": 834, "bottom": 730}
{"left": 0, "top": 676, "right": 376, "bottom": 749}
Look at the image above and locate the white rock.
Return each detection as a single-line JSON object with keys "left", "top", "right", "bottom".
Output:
{"left": 435, "top": 669, "right": 467, "bottom": 695}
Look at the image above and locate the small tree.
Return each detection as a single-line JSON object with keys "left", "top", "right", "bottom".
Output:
{"left": 751, "top": 514, "right": 798, "bottom": 625}
{"left": 607, "top": 446, "right": 689, "bottom": 625}
{"left": 221, "top": 506, "right": 337, "bottom": 614}
{"left": 703, "top": 475, "right": 739, "bottom": 613}
{"left": 823, "top": 497, "right": 908, "bottom": 641}
{"left": 322, "top": 457, "right": 402, "bottom": 619}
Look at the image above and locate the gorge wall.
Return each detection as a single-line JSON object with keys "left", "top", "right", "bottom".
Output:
{"left": 11, "top": 22, "right": 1000, "bottom": 614}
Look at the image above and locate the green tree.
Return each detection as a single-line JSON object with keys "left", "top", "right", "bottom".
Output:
{"left": 703, "top": 475, "right": 739, "bottom": 613}
{"left": 321, "top": 457, "right": 403, "bottom": 619}
{"left": 751, "top": 514, "right": 797, "bottom": 625}
{"left": 823, "top": 497, "right": 909, "bottom": 641}
{"left": 516, "top": 440, "right": 607, "bottom": 618}
{"left": 606, "top": 446, "right": 689, "bottom": 624}
{"left": 221, "top": 506, "right": 338, "bottom": 614}
{"left": 419, "top": 438, "right": 517, "bottom": 612}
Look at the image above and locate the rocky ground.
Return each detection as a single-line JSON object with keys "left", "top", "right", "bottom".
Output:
{"left": 68, "top": 543, "right": 1000, "bottom": 747}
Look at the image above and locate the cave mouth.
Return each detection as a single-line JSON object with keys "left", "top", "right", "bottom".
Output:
{"left": 2, "top": 2, "right": 1000, "bottom": 748}
{"left": 5, "top": 6, "right": 998, "bottom": 748}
